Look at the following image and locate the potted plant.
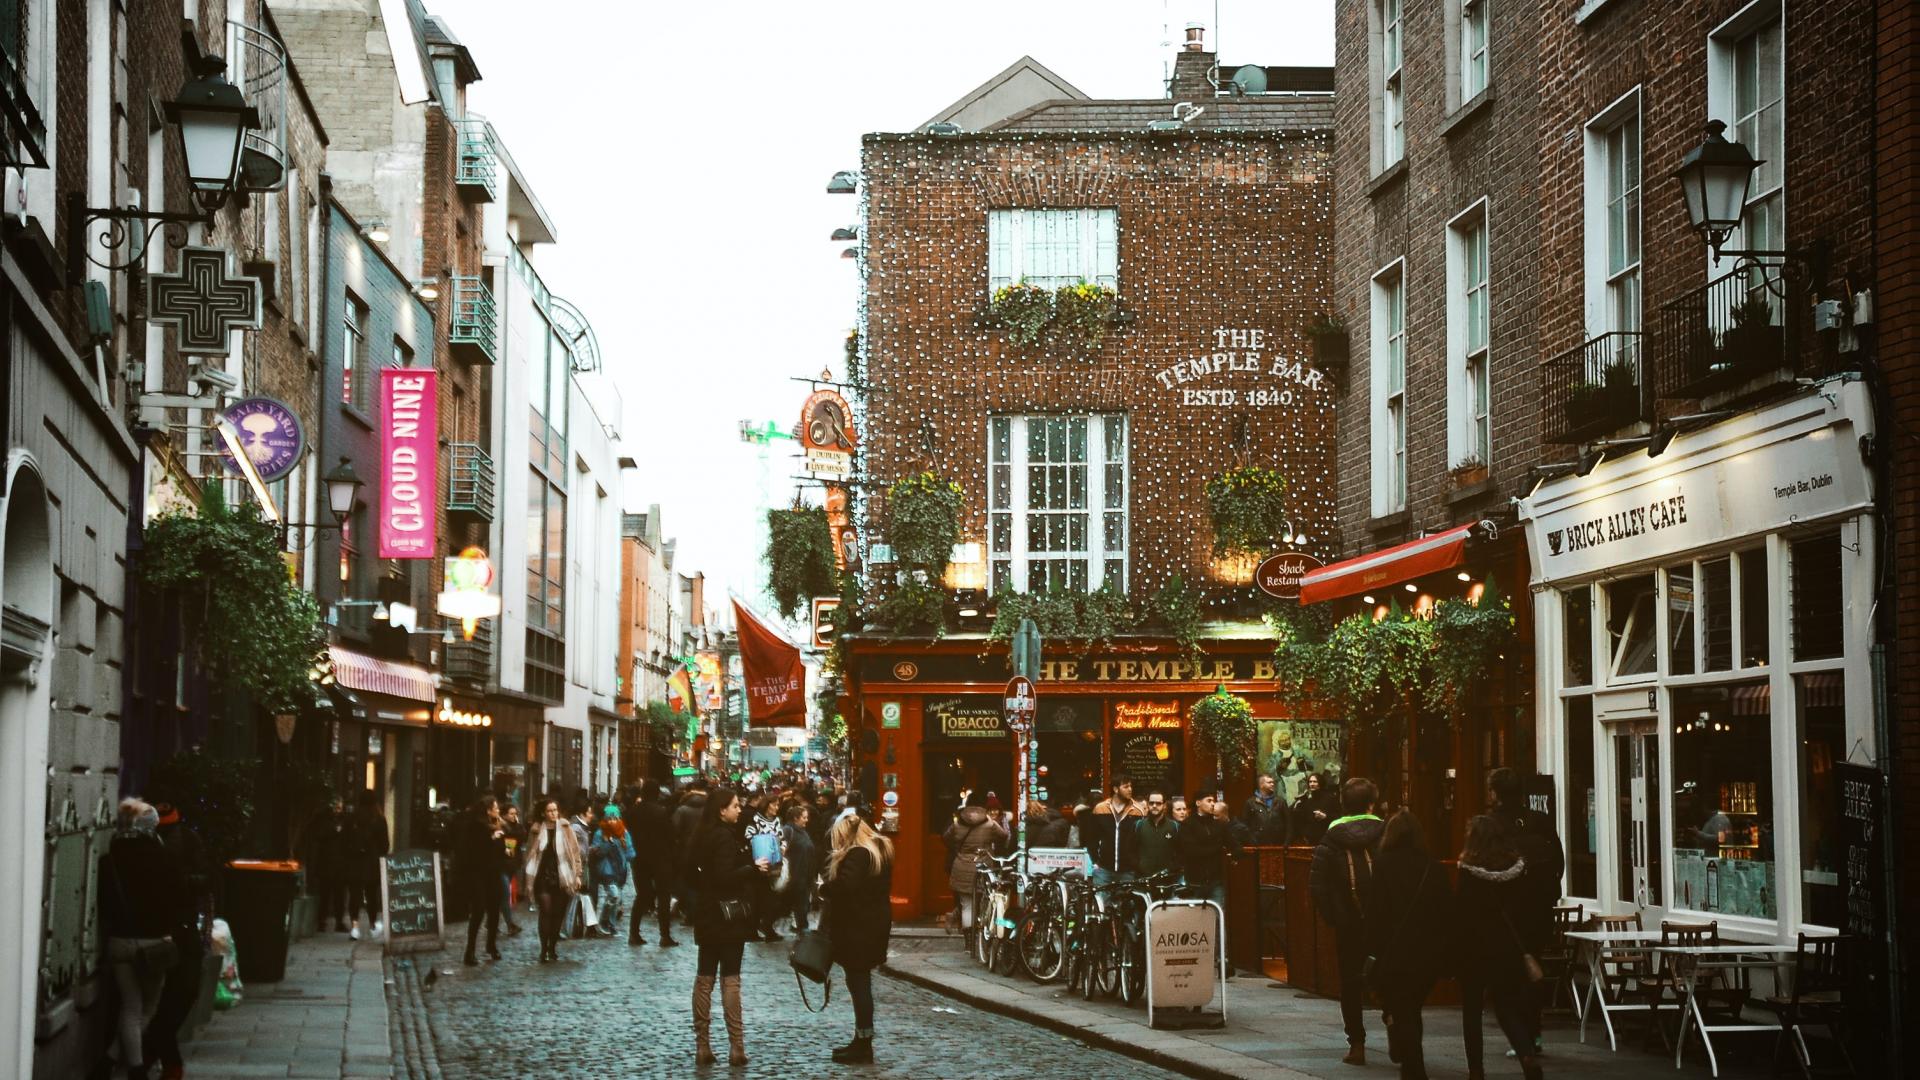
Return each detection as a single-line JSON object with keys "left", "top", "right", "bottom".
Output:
{"left": 1449, "top": 455, "right": 1489, "bottom": 488}
{"left": 984, "top": 280, "right": 1056, "bottom": 346}
{"left": 1724, "top": 295, "right": 1783, "bottom": 376}
{"left": 1601, "top": 358, "right": 1641, "bottom": 421}
{"left": 1307, "top": 313, "right": 1350, "bottom": 369}
{"left": 1190, "top": 686, "right": 1257, "bottom": 779}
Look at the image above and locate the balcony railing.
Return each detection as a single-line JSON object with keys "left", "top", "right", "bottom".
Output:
{"left": 446, "top": 442, "right": 495, "bottom": 523}
{"left": 448, "top": 275, "right": 497, "bottom": 365}
{"left": 232, "top": 22, "right": 289, "bottom": 193}
{"left": 454, "top": 118, "right": 499, "bottom": 202}
{"left": 1652, "top": 267, "right": 1805, "bottom": 401}
{"left": 1540, "top": 331, "right": 1646, "bottom": 444}
{"left": 0, "top": 47, "right": 47, "bottom": 169}
{"left": 443, "top": 619, "right": 494, "bottom": 689}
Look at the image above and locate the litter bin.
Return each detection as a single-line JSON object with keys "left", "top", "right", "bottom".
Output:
{"left": 223, "top": 860, "right": 302, "bottom": 983}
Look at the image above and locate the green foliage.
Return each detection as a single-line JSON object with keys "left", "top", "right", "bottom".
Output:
{"left": 822, "top": 711, "right": 848, "bottom": 751}
{"left": 874, "top": 575, "right": 946, "bottom": 636}
{"left": 829, "top": 570, "right": 864, "bottom": 679}
{"left": 985, "top": 280, "right": 1056, "bottom": 345}
{"left": 1427, "top": 581, "right": 1517, "bottom": 714}
{"left": 766, "top": 507, "right": 837, "bottom": 620}
{"left": 148, "top": 748, "right": 256, "bottom": 865}
{"left": 1307, "top": 312, "right": 1347, "bottom": 338}
{"left": 1051, "top": 281, "right": 1119, "bottom": 353}
{"left": 886, "top": 471, "right": 963, "bottom": 574}
{"left": 1204, "top": 465, "right": 1291, "bottom": 555}
{"left": 137, "top": 489, "right": 327, "bottom": 712}
{"left": 647, "top": 699, "right": 692, "bottom": 745}
{"left": 1190, "top": 688, "right": 1258, "bottom": 778}
{"left": 844, "top": 328, "right": 861, "bottom": 384}
{"left": 1146, "top": 575, "right": 1205, "bottom": 660}
{"left": 988, "top": 584, "right": 1133, "bottom": 650}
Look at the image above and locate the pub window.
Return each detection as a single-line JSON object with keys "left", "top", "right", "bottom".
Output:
{"left": 1605, "top": 573, "right": 1657, "bottom": 678}
{"left": 987, "top": 413, "right": 1127, "bottom": 594}
{"left": 986, "top": 209, "right": 1118, "bottom": 293}
{"left": 1791, "top": 532, "right": 1843, "bottom": 661}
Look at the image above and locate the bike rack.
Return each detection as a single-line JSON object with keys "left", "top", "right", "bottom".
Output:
{"left": 1143, "top": 897, "right": 1229, "bottom": 1030}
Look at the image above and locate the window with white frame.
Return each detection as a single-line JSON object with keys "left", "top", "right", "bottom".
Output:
{"left": 986, "top": 209, "right": 1117, "bottom": 293}
{"left": 1585, "top": 93, "right": 1642, "bottom": 343}
{"left": 1460, "top": 0, "right": 1489, "bottom": 102}
{"left": 987, "top": 414, "right": 1127, "bottom": 594}
{"left": 1710, "top": 7, "right": 1784, "bottom": 305}
{"left": 1370, "top": 263, "right": 1408, "bottom": 516}
{"left": 1375, "top": 0, "right": 1405, "bottom": 169}
{"left": 1448, "top": 204, "right": 1491, "bottom": 466}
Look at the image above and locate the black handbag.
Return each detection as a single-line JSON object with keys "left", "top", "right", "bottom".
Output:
{"left": 790, "top": 924, "right": 834, "bottom": 1013}
{"left": 714, "top": 898, "right": 754, "bottom": 928}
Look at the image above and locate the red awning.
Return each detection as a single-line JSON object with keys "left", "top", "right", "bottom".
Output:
{"left": 1298, "top": 523, "right": 1477, "bottom": 604}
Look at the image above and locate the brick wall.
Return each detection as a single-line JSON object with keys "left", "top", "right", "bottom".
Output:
{"left": 858, "top": 129, "right": 1335, "bottom": 600}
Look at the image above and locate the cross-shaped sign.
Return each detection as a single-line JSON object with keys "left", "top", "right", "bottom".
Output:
{"left": 147, "top": 246, "right": 263, "bottom": 355}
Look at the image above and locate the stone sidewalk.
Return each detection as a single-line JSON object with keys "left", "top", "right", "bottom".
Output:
{"left": 885, "top": 943, "right": 1790, "bottom": 1080}
{"left": 180, "top": 932, "right": 398, "bottom": 1079}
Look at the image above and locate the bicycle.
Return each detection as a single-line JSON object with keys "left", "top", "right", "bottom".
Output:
{"left": 1110, "top": 871, "right": 1186, "bottom": 1005}
{"left": 1017, "top": 867, "right": 1076, "bottom": 982}
{"left": 970, "top": 852, "right": 1025, "bottom": 977}
{"left": 1063, "top": 875, "right": 1121, "bottom": 1001}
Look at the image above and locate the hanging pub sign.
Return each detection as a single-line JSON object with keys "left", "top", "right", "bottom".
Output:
{"left": 218, "top": 396, "right": 305, "bottom": 481}
{"left": 1255, "top": 550, "right": 1324, "bottom": 599}
{"left": 825, "top": 482, "right": 855, "bottom": 569}
{"left": 800, "top": 389, "right": 857, "bottom": 478}
{"left": 147, "top": 246, "right": 264, "bottom": 355}
{"left": 379, "top": 367, "right": 437, "bottom": 558}
{"left": 733, "top": 600, "right": 806, "bottom": 726}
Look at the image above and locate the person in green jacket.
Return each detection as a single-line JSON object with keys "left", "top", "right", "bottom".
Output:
{"left": 1134, "top": 790, "right": 1182, "bottom": 877}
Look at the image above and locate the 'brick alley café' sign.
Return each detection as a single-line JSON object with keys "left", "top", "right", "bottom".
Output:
{"left": 864, "top": 653, "right": 1283, "bottom": 684}
{"left": 1155, "top": 328, "right": 1333, "bottom": 409}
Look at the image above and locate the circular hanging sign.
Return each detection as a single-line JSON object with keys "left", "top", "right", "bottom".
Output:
{"left": 1255, "top": 550, "right": 1324, "bottom": 600}
{"left": 219, "top": 396, "right": 304, "bottom": 480}
{"left": 799, "top": 389, "right": 858, "bottom": 453}
{"left": 882, "top": 790, "right": 900, "bottom": 808}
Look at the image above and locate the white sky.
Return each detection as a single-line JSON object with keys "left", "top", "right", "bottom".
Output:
{"left": 444, "top": 0, "right": 1334, "bottom": 621}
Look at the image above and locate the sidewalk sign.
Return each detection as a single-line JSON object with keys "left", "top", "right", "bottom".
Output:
{"left": 379, "top": 849, "right": 445, "bottom": 955}
{"left": 1145, "top": 898, "right": 1227, "bottom": 1029}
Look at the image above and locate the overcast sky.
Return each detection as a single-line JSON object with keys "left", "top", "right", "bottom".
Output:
{"left": 442, "top": 0, "right": 1334, "bottom": 624}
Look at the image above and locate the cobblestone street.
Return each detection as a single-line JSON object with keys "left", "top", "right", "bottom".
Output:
{"left": 413, "top": 911, "right": 1181, "bottom": 1079}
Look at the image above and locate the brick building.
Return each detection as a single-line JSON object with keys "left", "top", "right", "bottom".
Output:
{"left": 840, "top": 37, "right": 1341, "bottom": 927}
{"left": 1332, "top": 0, "right": 1904, "bottom": 1052}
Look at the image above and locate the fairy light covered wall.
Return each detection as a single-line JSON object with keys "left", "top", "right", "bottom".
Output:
{"left": 855, "top": 125, "right": 1338, "bottom": 603}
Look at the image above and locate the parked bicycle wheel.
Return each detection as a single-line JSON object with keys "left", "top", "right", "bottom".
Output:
{"left": 1018, "top": 907, "right": 1066, "bottom": 982}
{"left": 1116, "top": 922, "right": 1146, "bottom": 1004}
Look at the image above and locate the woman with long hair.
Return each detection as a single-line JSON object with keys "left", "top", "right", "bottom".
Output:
{"left": 1456, "top": 814, "right": 1545, "bottom": 1080}
{"left": 821, "top": 811, "right": 894, "bottom": 1063}
{"left": 455, "top": 795, "right": 507, "bottom": 966}
{"left": 1362, "top": 810, "right": 1453, "bottom": 1080}
{"left": 689, "top": 787, "right": 768, "bottom": 1066}
{"left": 521, "top": 796, "right": 585, "bottom": 963}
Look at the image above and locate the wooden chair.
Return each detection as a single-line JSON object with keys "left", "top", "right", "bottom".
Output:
{"left": 1759, "top": 934, "right": 1855, "bottom": 1079}
{"left": 1542, "top": 903, "right": 1584, "bottom": 1013}
{"left": 1654, "top": 919, "right": 1745, "bottom": 1051}
{"left": 1585, "top": 912, "right": 1661, "bottom": 1039}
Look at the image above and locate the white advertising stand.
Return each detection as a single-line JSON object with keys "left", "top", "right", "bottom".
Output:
{"left": 1144, "top": 897, "right": 1227, "bottom": 1029}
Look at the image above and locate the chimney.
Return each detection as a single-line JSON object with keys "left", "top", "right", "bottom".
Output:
{"left": 1170, "top": 23, "right": 1216, "bottom": 101}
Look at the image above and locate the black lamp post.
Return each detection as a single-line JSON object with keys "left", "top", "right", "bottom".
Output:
{"left": 1673, "top": 121, "right": 1758, "bottom": 260}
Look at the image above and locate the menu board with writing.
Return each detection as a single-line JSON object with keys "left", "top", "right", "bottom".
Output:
{"left": 1112, "top": 730, "right": 1183, "bottom": 798}
{"left": 1837, "top": 763, "right": 1882, "bottom": 938}
{"left": 923, "top": 696, "right": 1006, "bottom": 741}
{"left": 380, "top": 849, "right": 445, "bottom": 954}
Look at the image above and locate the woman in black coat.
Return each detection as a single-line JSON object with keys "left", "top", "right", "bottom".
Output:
{"left": 688, "top": 787, "right": 768, "bottom": 1067}
{"left": 1362, "top": 810, "right": 1453, "bottom": 1080}
{"left": 1455, "top": 814, "right": 1544, "bottom": 1080}
{"left": 100, "top": 799, "right": 191, "bottom": 1080}
{"left": 1291, "top": 772, "right": 1338, "bottom": 846}
{"left": 821, "top": 811, "right": 894, "bottom": 1065}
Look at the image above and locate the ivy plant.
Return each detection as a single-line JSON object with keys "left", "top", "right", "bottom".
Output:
{"left": 1425, "top": 579, "right": 1516, "bottom": 714}
{"left": 766, "top": 507, "right": 837, "bottom": 620}
{"left": 874, "top": 575, "right": 946, "bottom": 636}
{"left": 987, "top": 583, "right": 1133, "bottom": 650}
{"left": 1190, "top": 687, "right": 1257, "bottom": 778}
{"left": 1272, "top": 588, "right": 1516, "bottom": 727}
{"left": 886, "top": 471, "right": 963, "bottom": 574}
{"left": 1204, "top": 465, "right": 1291, "bottom": 555}
{"left": 138, "top": 488, "right": 327, "bottom": 713}
{"left": 1146, "top": 574, "right": 1205, "bottom": 660}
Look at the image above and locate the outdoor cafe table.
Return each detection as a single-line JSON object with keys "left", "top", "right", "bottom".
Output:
{"left": 1653, "top": 942, "right": 1798, "bottom": 1077}
{"left": 1566, "top": 929, "right": 1665, "bottom": 1052}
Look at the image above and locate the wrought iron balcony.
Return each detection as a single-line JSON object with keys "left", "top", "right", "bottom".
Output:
{"left": 443, "top": 619, "right": 494, "bottom": 689}
{"left": 454, "top": 118, "right": 499, "bottom": 202}
{"left": 232, "top": 22, "right": 289, "bottom": 194}
{"left": 1540, "top": 331, "right": 1647, "bottom": 444}
{"left": 445, "top": 442, "right": 495, "bottom": 523}
{"left": 1652, "top": 267, "right": 1806, "bottom": 401}
{"left": 448, "top": 275, "right": 497, "bottom": 365}
{"left": 0, "top": 47, "right": 47, "bottom": 170}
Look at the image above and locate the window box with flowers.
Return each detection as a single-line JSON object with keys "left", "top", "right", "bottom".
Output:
{"left": 1449, "top": 456, "right": 1489, "bottom": 489}
{"left": 983, "top": 278, "right": 1126, "bottom": 353}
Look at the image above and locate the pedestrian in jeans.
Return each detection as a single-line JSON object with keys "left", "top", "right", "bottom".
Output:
{"left": 1084, "top": 773, "right": 1143, "bottom": 887}
{"left": 588, "top": 809, "right": 631, "bottom": 937}
{"left": 99, "top": 799, "right": 190, "bottom": 1080}
{"left": 943, "top": 794, "right": 1008, "bottom": 933}
{"left": 1457, "top": 814, "right": 1546, "bottom": 1080}
{"left": 1486, "top": 767, "right": 1565, "bottom": 1057}
{"left": 745, "top": 792, "right": 786, "bottom": 942}
{"left": 1308, "top": 776, "right": 1385, "bottom": 1065}
{"left": 821, "top": 811, "right": 894, "bottom": 1064}
{"left": 784, "top": 803, "right": 818, "bottom": 932}
{"left": 1362, "top": 810, "right": 1453, "bottom": 1080}
{"left": 689, "top": 787, "right": 769, "bottom": 1066}
{"left": 522, "top": 797, "right": 585, "bottom": 963}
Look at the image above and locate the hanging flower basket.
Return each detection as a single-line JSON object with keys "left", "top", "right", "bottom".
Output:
{"left": 984, "top": 280, "right": 1056, "bottom": 346}
{"left": 886, "top": 471, "right": 963, "bottom": 572}
{"left": 766, "top": 507, "right": 837, "bottom": 620}
{"left": 1204, "top": 465, "right": 1290, "bottom": 556}
{"left": 1190, "top": 687, "right": 1257, "bottom": 778}
{"left": 1050, "top": 281, "right": 1120, "bottom": 353}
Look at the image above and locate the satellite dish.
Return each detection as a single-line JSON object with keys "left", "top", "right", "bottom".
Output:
{"left": 1231, "top": 66, "right": 1269, "bottom": 95}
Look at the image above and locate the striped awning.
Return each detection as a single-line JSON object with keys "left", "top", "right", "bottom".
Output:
{"left": 328, "top": 645, "right": 436, "bottom": 703}
{"left": 1730, "top": 682, "right": 1770, "bottom": 716}
{"left": 1299, "top": 522, "right": 1477, "bottom": 604}
{"left": 1800, "top": 671, "right": 1844, "bottom": 709}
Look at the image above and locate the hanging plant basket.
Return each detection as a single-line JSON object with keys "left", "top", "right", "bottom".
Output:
{"left": 886, "top": 471, "right": 963, "bottom": 573}
{"left": 1190, "top": 687, "right": 1257, "bottom": 779}
{"left": 1049, "top": 281, "right": 1120, "bottom": 354}
{"left": 1204, "top": 465, "right": 1290, "bottom": 556}
{"left": 766, "top": 507, "right": 837, "bottom": 620}
{"left": 1307, "top": 314, "right": 1350, "bottom": 369}
{"left": 984, "top": 280, "right": 1056, "bottom": 346}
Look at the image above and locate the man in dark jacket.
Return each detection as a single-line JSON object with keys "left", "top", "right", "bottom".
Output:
{"left": 143, "top": 803, "right": 208, "bottom": 1078}
{"left": 1488, "top": 767, "right": 1566, "bottom": 1054}
{"left": 302, "top": 797, "right": 350, "bottom": 931}
{"left": 1240, "top": 773, "right": 1291, "bottom": 846}
{"left": 454, "top": 796, "right": 507, "bottom": 965}
{"left": 1083, "top": 774, "right": 1143, "bottom": 886}
{"left": 1026, "top": 799, "right": 1071, "bottom": 848}
{"left": 1173, "top": 792, "right": 1239, "bottom": 906}
{"left": 672, "top": 780, "right": 710, "bottom": 921}
{"left": 1134, "top": 791, "right": 1181, "bottom": 877}
{"left": 628, "top": 785, "right": 680, "bottom": 946}
{"left": 1308, "top": 776, "right": 1386, "bottom": 1066}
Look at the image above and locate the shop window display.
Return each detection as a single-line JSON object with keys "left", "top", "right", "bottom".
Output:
{"left": 1671, "top": 683, "right": 1776, "bottom": 919}
{"left": 1796, "top": 673, "right": 1846, "bottom": 927}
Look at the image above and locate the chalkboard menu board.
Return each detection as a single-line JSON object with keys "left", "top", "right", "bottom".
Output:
{"left": 1112, "top": 730, "right": 1183, "bottom": 798}
{"left": 380, "top": 849, "right": 445, "bottom": 954}
{"left": 1837, "top": 763, "right": 1882, "bottom": 938}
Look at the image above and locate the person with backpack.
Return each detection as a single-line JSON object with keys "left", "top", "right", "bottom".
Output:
{"left": 1363, "top": 810, "right": 1453, "bottom": 1080}
{"left": 943, "top": 793, "right": 1008, "bottom": 935}
{"left": 1308, "top": 776, "right": 1386, "bottom": 1065}
{"left": 1486, "top": 767, "right": 1565, "bottom": 1056}
{"left": 1456, "top": 814, "right": 1546, "bottom": 1080}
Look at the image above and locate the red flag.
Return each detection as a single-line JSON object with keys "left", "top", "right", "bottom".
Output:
{"left": 733, "top": 600, "right": 806, "bottom": 727}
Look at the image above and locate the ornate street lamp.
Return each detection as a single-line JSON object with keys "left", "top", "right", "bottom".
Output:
{"left": 1673, "top": 121, "right": 1759, "bottom": 260}
{"left": 163, "top": 56, "right": 261, "bottom": 212}
{"left": 322, "top": 457, "right": 364, "bottom": 525}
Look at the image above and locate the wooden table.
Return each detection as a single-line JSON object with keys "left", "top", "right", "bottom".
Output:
{"left": 1653, "top": 943, "right": 1797, "bottom": 1077}
{"left": 1566, "top": 929, "right": 1665, "bottom": 1051}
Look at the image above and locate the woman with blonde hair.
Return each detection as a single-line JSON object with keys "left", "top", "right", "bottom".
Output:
{"left": 820, "top": 812, "right": 894, "bottom": 1064}
{"left": 522, "top": 796, "right": 585, "bottom": 963}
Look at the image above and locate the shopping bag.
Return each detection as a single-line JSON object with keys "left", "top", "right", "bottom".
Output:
{"left": 577, "top": 892, "right": 599, "bottom": 929}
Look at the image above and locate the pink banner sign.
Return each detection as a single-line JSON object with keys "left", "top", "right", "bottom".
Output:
{"left": 379, "top": 367, "right": 437, "bottom": 558}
